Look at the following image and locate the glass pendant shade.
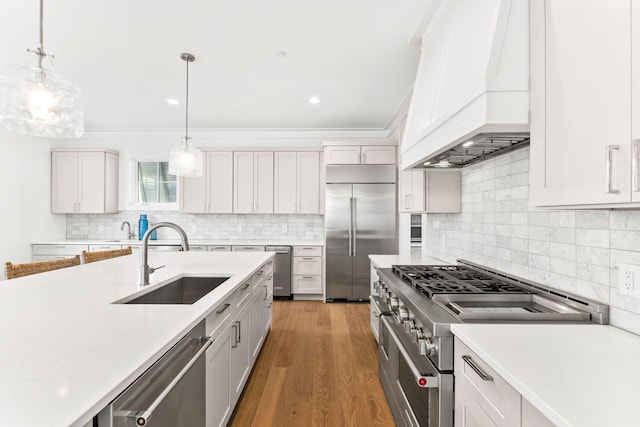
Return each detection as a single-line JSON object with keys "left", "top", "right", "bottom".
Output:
{"left": 169, "top": 138, "right": 203, "bottom": 177}
{"left": 0, "top": 58, "right": 84, "bottom": 139}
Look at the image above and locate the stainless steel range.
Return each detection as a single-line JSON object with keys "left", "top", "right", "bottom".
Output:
{"left": 371, "top": 260, "right": 609, "bottom": 427}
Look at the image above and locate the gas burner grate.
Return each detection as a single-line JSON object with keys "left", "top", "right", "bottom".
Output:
{"left": 392, "top": 264, "right": 532, "bottom": 298}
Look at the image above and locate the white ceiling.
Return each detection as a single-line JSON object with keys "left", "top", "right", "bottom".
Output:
{"left": 0, "top": 0, "right": 425, "bottom": 132}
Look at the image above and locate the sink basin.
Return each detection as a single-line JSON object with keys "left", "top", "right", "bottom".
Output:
{"left": 122, "top": 276, "right": 230, "bottom": 305}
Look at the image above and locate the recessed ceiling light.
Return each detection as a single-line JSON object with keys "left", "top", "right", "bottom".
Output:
{"left": 166, "top": 98, "right": 180, "bottom": 105}
{"left": 462, "top": 140, "right": 474, "bottom": 148}
{"left": 275, "top": 51, "right": 287, "bottom": 58}
{"left": 308, "top": 96, "right": 321, "bottom": 104}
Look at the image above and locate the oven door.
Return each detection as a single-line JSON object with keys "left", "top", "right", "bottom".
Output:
{"left": 379, "top": 315, "right": 453, "bottom": 427}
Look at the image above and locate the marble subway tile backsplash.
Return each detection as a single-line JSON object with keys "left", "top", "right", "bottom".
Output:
{"left": 424, "top": 147, "right": 640, "bottom": 336}
{"left": 67, "top": 212, "right": 324, "bottom": 242}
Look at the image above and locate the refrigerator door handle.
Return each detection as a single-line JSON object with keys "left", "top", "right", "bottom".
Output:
{"left": 352, "top": 197, "right": 357, "bottom": 256}
{"left": 348, "top": 197, "right": 353, "bottom": 256}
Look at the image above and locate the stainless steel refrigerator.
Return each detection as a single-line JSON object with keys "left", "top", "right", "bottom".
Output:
{"left": 325, "top": 165, "right": 397, "bottom": 301}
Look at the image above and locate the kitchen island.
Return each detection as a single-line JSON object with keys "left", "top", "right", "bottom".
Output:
{"left": 0, "top": 250, "right": 273, "bottom": 426}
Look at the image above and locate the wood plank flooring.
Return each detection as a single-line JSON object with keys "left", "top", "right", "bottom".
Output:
{"left": 229, "top": 300, "right": 395, "bottom": 427}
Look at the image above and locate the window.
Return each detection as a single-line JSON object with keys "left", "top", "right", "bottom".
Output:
{"left": 137, "top": 161, "right": 177, "bottom": 204}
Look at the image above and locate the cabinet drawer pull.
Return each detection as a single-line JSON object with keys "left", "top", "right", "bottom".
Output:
{"left": 302, "top": 276, "right": 314, "bottom": 279}
{"left": 216, "top": 303, "right": 230, "bottom": 315}
{"left": 302, "top": 257, "right": 315, "bottom": 261}
{"left": 605, "top": 145, "right": 620, "bottom": 194}
{"left": 241, "top": 283, "right": 251, "bottom": 291}
{"left": 462, "top": 355, "right": 493, "bottom": 381}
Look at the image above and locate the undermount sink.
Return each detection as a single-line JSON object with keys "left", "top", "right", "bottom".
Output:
{"left": 120, "top": 276, "right": 230, "bottom": 305}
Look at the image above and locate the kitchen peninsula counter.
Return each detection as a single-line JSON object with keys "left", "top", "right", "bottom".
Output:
{"left": 0, "top": 251, "right": 273, "bottom": 426}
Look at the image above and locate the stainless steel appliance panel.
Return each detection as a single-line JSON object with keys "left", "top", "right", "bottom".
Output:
{"left": 266, "top": 245, "right": 292, "bottom": 298}
{"left": 352, "top": 183, "right": 397, "bottom": 300}
{"left": 326, "top": 183, "right": 353, "bottom": 299}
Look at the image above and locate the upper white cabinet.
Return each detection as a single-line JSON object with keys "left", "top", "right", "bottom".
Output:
{"left": 399, "top": 169, "right": 461, "bottom": 213}
{"left": 530, "top": 0, "right": 636, "bottom": 207}
{"left": 234, "top": 152, "right": 274, "bottom": 214}
{"left": 399, "top": 170, "right": 425, "bottom": 212}
{"left": 274, "top": 151, "right": 320, "bottom": 213}
{"left": 400, "top": 0, "right": 529, "bottom": 170}
{"left": 324, "top": 145, "right": 396, "bottom": 165}
{"left": 51, "top": 149, "right": 118, "bottom": 214}
{"left": 181, "top": 151, "right": 233, "bottom": 213}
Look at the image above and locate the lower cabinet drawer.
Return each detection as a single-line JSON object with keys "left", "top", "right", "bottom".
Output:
{"left": 292, "top": 275, "right": 322, "bottom": 294}
{"left": 189, "top": 245, "right": 209, "bottom": 252}
{"left": 209, "top": 245, "right": 232, "bottom": 252}
{"left": 206, "top": 299, "right": 233, "bottom": 339}
{"left": 454, "top": 338, "right": 520, "bottom": 426}
{"left": 32, "top": 244, "right": 87, "bottom": 256}
{"left": 293, "top": 256, "right": 322, "bottom": 275}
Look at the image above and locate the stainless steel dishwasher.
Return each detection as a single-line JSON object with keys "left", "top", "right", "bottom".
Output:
{"left": 265, "top": 245, "right": 292, "bottom": 299}
{"left": 97, "top": 320, "right": 211, "bottom": 426}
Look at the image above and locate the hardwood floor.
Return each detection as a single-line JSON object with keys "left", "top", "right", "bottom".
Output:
{"left": 229, "top": 300, "right": 395, "bottom": 427}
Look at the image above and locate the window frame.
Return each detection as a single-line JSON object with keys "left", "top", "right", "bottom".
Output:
{"left": 127, "top": 159, "right": 179, "bottom": 211}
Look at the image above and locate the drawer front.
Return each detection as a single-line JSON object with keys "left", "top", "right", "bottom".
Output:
{"left": 232, "top": 245, "right": 265, "bottom": 252}
{"left": 32, "top": 244, "right": 87, "bottom": 256}
{"left": 208, "top": 245, "right": 232, "bottom": 252}
{"left": 454, "top": 338, "right": 520, "bottom": 426}
{"left": 293, "top": 246, "right": 322, "bottom": 257}
{"left": 233, "top": 280, "right": 253, "bottom": 310}
{"left": 206, "top": 299, "right": 233, "bottom": 339}
{"left": 293, "top": 256, "right": 322, "bottom": 275}
{"left": 252, "top": 262, "right": 273, "bottom": 289}
{"left": 292, "top": 275, "right": 322, "bottom": 294}
{"left": 88, "top": 244, "right": 123, "bottom": 251}
{"left": 189, "top": 245, "right": 209, "bottom": 252}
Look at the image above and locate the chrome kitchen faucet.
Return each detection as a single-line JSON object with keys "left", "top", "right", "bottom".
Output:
{"left": 139, "top": 222, "right": 190, "bottom": 286}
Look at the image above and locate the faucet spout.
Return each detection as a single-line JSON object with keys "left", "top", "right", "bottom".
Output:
{"left": 139, "top": 222, "right": 190, "bottom": 286}
{"left": 120, "top": 221, "right": 133, "bottom": 240}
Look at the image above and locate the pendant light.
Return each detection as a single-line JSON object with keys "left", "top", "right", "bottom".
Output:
{"left": 0, "top": 0, "right": 83, "bottom": 138}
{"left": 168, "top": 53, "right": 203, "bottom": 177}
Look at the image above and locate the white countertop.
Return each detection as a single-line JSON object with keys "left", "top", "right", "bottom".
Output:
{"left": 451, "top": 324, "right": 640, "bottom": 427}
{"left": 32, "top": 239, "right": 324, "bottom": 247}
{"left": 0, "top": 251, "right": 272, "bottom": 426}
{"left": 368, "top": 253, "right": 447, "bottom": 268}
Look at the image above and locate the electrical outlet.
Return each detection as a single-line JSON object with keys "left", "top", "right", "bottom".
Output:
{"left": 282, "top": 225, "right": 288, "bottom": 233}
{"left": 619, "top": 264, "right": 640, "bottom": 298}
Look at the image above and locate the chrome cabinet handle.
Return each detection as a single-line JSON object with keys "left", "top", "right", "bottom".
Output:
{"left": 216, "top": 303, "right": 230, "bottom": 315}
{"left": 462, "top": 355, "right": 493, "bottom": 381}
{"left": 605, "top": 145, "right": 620, "bottom": 194}
{"left": 263, "top": 284, "right": 268, "bottom": 301}
{"left": 126, "top": 337, "right": 213, "bottom": 426}
{"left": 633, "top": 139, "right": 640, "bottom": 192}
{"left": 241, "top": 283, "right": 251, "bottom": 291}
{"left": 231, "top": 323, "right": 238, "bottom": 348}
{"left": 237, "top": 320, "right": 242, "bottom": 343}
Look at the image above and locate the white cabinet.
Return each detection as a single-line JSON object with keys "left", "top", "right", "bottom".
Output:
{"left": 292, "top": 245, "right": 323, "bottom": 294}
{"left": 181, "top": 151, "right": 233, "bottom": 213}
{"left": 229, "top": 298, "right": 251, "bottom": 404}
{"left": 274, "top": 152, "right": 320, "bottom": 214}
{"left": 32, "top": 244, "right": 88, "bottom": 262}
{"left": 454, "top": 337, "right": 554, "bottom": 427}
{"left": 206, "top": 325, "right": 232, "bottom": 427}
{"left": 249, "top": 261, "right": 273, "bottom": 362}
{"left": 530, "top": 0, "right": 636, "bottom": 207}
{"left": 324, "top": 145, "right": 396, "bottom": 165}
{"left": 234, "top": 152, "right": 274, "bottom": 213}
{"left": 51, "top": 149, "right": 118, "bottom": 213}
{"left": 399, "top": 170, "right": 425, "bottom": 212}
{"left": 399, "top": 169, "right": 460, "bottom": 213}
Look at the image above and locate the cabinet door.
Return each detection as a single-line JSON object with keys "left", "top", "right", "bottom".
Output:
{"left": 455, "top": 380, "right": 499, "bottom": 427}
{"left": 78, "top": 152, "right": 106, "bottom": 213}
{"left": 51, "top": 152, "right": 79, "bottom": 213}
{"left": 206, "top": 327, "right": 232, "bottom": 427}
{"left": 530, "top": 0, "right": 631, "bottom": 206}
{"left": 274, "top": 152, "right": 297, "bottom": 213}
{"left": 249, "top": 288, "right": 265, "bottom": 362}
{"left": 297, "top": 152, "right": 320, "bottom": 213}
{"left": 229, "top": 307, "right": 251, "bottom": 404}
{"left": 181, "top": 173, "right": 207, "bottom": 213}
{"left": 425, "top": 170, "right": 460, "bottom": 213}
{"left": 209, "top": 152, "right": 233, "bottom": 213}
{"left": 253, "top": 152, "right": 274, "bottom": 213}
{"left": 233, "top": 152, "right": 255, "bottom": 213}
{"left": 633, "top": 3, "right": 640, "bottom": 203}
{"left": 361, "top": 145, "right": 396, "bottom": 164}
{"left": 324, "top": 146, "right": 361, "bottom": 164}
{"left": 399, "top": 170, "right": 425, "bottom": 212}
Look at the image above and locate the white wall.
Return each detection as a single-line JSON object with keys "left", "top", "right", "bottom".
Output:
{"left": 0, "top": 130, "right": 66, "bottom": 273}
{"left": 423, "top": 147, "right": 640, "bottom": 336}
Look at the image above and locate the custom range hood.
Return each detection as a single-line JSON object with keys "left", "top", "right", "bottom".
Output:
{"left": 400, "top": 0, "right": 530, "bottom": 170}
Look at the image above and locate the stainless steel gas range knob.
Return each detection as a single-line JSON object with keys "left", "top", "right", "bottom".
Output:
{"left": 418, "top": 337, "right": 437, "bottom": 357}
{"left": 410, "top": 328, "right": 423, "bottom": 343}
{"left": 396, "top": 307, "right": 409, "bottom": 323}
{"left": 389, "top": 297, "right": 400, "bottom": 310}
{"left": 403, "top": 319, "right": 415, "bottom": 334}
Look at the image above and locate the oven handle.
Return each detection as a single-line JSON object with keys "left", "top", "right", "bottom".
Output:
{"left": 120, "top": 337, "right": 213, "bottom": 425}
{"left": 381, "top": 316, "right": 439, "bottom": 388}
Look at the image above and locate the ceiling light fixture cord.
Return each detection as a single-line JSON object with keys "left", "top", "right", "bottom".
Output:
{"left": 184, "top": 55, "right": 189, "bottom": 144}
